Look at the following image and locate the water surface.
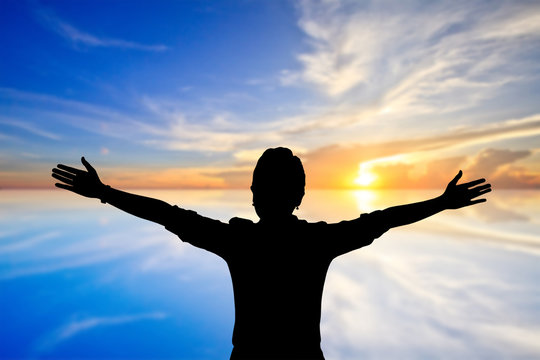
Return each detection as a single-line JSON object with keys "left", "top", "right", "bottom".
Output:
{"left": 1, "top": 189, "right": 539, "bottom": 359}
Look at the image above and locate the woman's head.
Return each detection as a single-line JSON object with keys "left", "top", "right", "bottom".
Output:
{"left": 251, "top": 147, "right": 305, "bottom": 220}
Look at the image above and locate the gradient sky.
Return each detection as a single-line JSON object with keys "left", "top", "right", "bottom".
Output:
{"left": 1, "top": 0, "right": 540, "bottom": 189}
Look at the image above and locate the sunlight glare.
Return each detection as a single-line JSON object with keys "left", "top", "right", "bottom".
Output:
{"left": 354, "top": 155, "right": 410, "bottom": 188}
{"left": 380, "top": 106, "right": 393, "bottom": 114}
{"left": 352, "top": 189, "right": 377, "bottom": 212}
{"left": 354, "top": 163, "right": 377, "bottom": 187}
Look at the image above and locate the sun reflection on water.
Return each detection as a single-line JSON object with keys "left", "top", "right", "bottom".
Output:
{"left": 1, "top": 189, "right": 539, "bottom": 359}
{"left": 352, "top": 189, "right": 378, "bottom": 212}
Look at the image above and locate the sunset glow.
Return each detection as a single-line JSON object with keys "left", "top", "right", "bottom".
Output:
{"left": 354, "top": 155, "right": 412, "bottom": 188}
{"left": 354, "top": 164, "right": 378, "bottom": 187}
{"left": 1, "top": 0, "right": 539, "bottom": 190}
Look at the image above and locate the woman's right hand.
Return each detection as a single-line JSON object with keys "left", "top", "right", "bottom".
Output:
{"left": 52, "top": 157, "right": 106, "bottom": 199}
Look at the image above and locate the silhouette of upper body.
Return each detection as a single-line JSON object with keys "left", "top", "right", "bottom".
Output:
{"left": 52, "top": 147, "right": 491, "bottom": 360}
{"left": 165, "top": 206, "right": 387, "bottom": 359}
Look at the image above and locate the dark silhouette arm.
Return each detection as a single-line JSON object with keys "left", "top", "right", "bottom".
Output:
{"left": 380, "top": 170, "right": 491, "bottom": 229}
{"left": 52, "top": 157, "right": 173, "bottom": 226}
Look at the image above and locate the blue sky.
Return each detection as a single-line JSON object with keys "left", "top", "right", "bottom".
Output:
{"left": 1, "top": 0, "right": 540, "bottom": 189}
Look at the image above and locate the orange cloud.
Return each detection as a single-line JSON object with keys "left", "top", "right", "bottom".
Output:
{"left": 101, "top": 167, "right": 229, "bottom": 189}
{"left": 356, "top": 148, "right": 540, "bottom": 189}
{"left": 299, "top": 114, "right": 540, "bottom": 189}
{"left": 3, "top": 112, "right": 540, "bottom": 189}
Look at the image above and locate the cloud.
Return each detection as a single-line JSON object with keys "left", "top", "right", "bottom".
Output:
{"left": 139, "top": 109, "right": 540, "bottom": 158}
{"left": 302, "top": 114, "right": 540, "bottom": 188}
{"left": 322, "top": 239, "right": 540, "bottom": 359}
{"left": 489, "top": 164, "right": 540, "bottom": 189}
{"left": 0, "top": 231, "right": 61, "bottom": 254}
{"left": 0, "top": 131, "right": 19, "bottom": 142}
{"left": 1, "top": 1, "right": 538, "bottom": 191}
{"left": 103, "top": 166, "right": 234, "bottom": 189}
{"left": 34, "top": 312, "right": 167, "bottom": 353}
{"left": 97, "top": 107, "right": 540, "bottom": 188}
{"left": 469, "top": 201, "right": 529, "bottom": 223}
{"left": 0, "top": 189, "right": 233, "bottom": 279}
{"left": 57, "top": 313, "right": 167, "bottom": 339}
{"left": 0, "top": 87, "right": 157, "bottom": 147}
{"left": 356, "top": 148, "right": 539, "bottom": 189}
{"left": 422, "top": 213, "right": 540, "bottom": 253}
{"left": 205, "top": 169, "right": 253, "bottom": 189}
{"left": 2, "top": 85, "right": 540, "bottom": 188}
{"left": 0, "top": 204, "right": 202, "bottom": 279}
{"left": 0, "top": 118, "right": 61, "bottom": 140}
{"left": 286, "top": 0, "right": 540, "bottom": 115}
{"left": 35, "top": 7, "right": 168, "bottom": 51}
{"left": 466, "top": 147, "right": 531, "bottom": 176}
{"left": 137, "top": 96, "right": 290, "bottom": 152}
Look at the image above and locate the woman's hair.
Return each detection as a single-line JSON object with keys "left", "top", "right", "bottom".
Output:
{"left": 251, "top": 147, "right": 305, "bottom": 203}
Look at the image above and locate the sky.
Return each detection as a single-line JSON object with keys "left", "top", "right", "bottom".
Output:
{"left": 1, "top": 0, "right": 540, "bottom": 189}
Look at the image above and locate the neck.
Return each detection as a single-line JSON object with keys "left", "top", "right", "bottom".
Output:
{"left": 258, "top": 213, "right": 297, "bottom": 224}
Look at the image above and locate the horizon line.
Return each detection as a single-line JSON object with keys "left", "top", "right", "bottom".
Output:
{"left": 1, "top": 185, "right": 538, "bottom": 190}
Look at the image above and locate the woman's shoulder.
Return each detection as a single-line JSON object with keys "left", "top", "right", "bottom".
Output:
{"left": 229, "top": 217, "right": 255, "bottom": 226}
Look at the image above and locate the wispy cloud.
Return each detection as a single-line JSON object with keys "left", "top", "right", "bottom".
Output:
{"left": 0, "top": 118, "right": 61, "bottom": 140}
{"left": 138, "top": 96, "right": 279, "bottom": 152}
{"left": 286, "top": 0, "right": 540, "bottom": 114}
{"left": 0, "top": 229, "right": 166, "bottom": 280}
{"left": 59, "top": 313, "right": 167, "bottom": 339}
{"left": 2, "top": 85, "right": 540, "bottom": 188}
{"left": 34, "top": 312, "right": 167, "bottom": 353}
{"left": 0, "top": 231, "right": 61, "bottom": 254}
{"left": 0, "top": 131, "right": 19, "bottom": 142}
{"left": 322, "top": 238, "right": 540, "bottom": 359}
{"left": 35, "top": 8, "right": 168, "bottom": 52}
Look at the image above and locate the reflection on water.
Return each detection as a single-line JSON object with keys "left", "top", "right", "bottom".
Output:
{"left": 1, "top": 189, "right": 539, "bottom": 359}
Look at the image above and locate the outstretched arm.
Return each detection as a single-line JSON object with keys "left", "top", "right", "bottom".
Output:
{"left": 52, "top": 157, "right": 173, "bottom": 226}
{"left": 381, "top": 170, "right": 491, "bottom": 229}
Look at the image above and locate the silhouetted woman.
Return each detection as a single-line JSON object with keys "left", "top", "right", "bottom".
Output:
{"left": 52, "top": 147, "right": 491, "bottom": 360}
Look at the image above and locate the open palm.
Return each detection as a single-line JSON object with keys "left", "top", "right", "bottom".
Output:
{"left": 51, "top": 157, "right": 105, "bottom": 199}
{"left": 441, "top": 170, "right": 491, "bottom": 209}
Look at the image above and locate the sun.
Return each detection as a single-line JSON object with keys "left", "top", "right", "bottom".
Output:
{"left": 354, "top": 163, "right": 377, "bottom": 187}
{"left": 353, "top": 155, "right": 408, "bottom": 188}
